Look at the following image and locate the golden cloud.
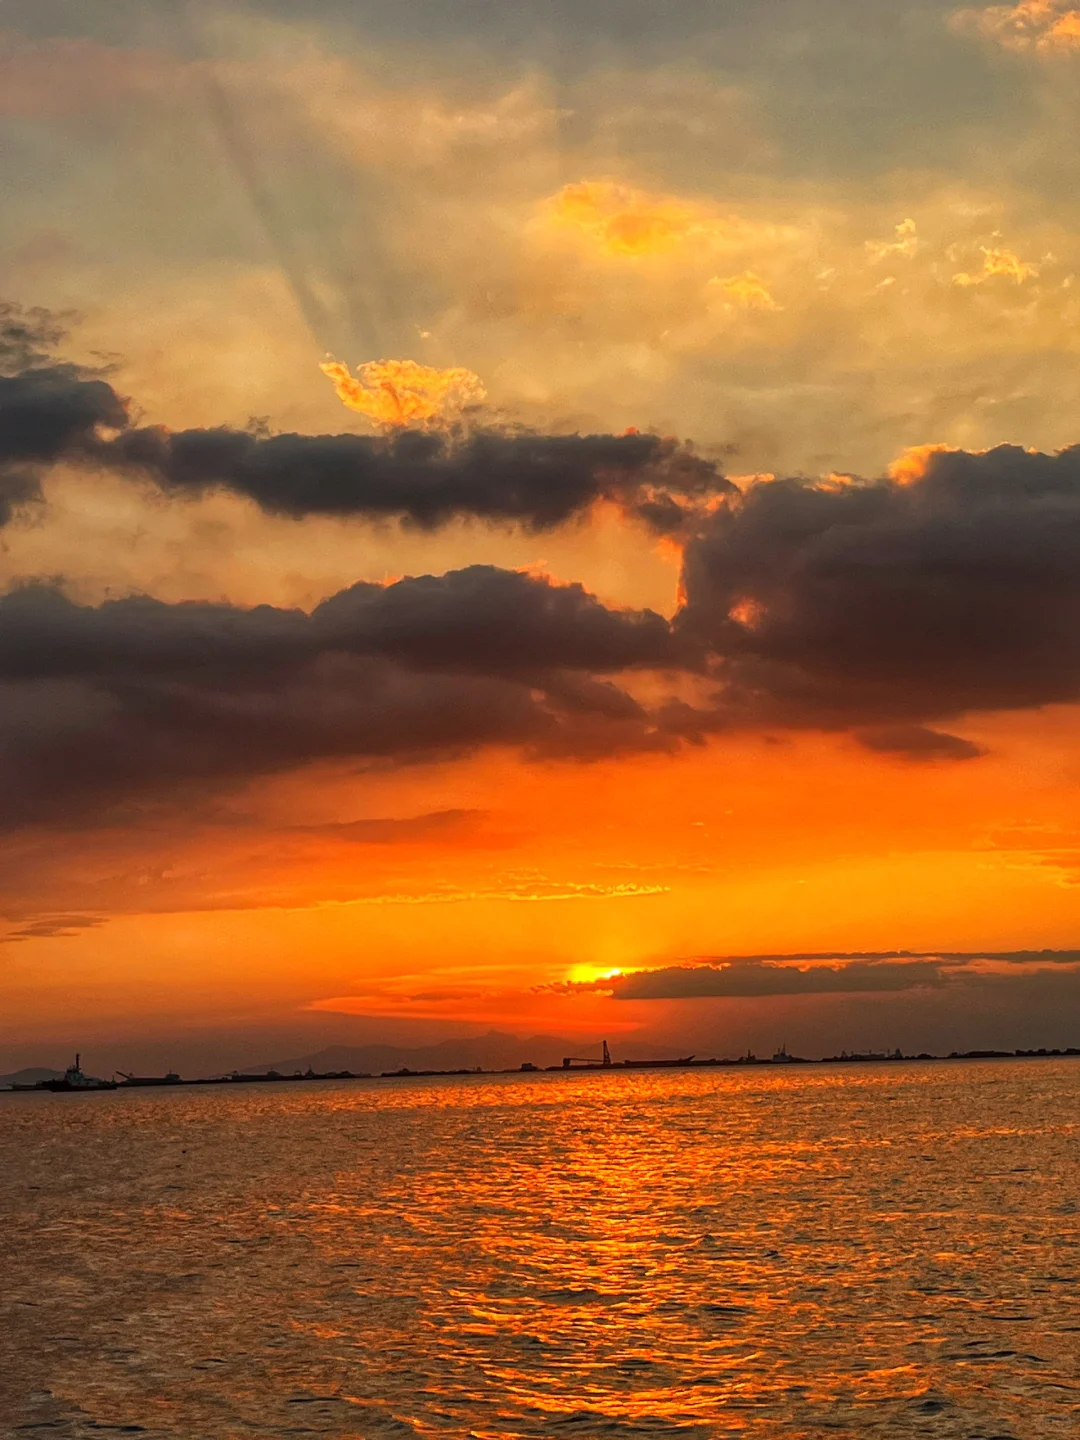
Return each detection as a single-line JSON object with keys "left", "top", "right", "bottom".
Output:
{"left": 952, "top": 244, "right": 1039, "bottom": 285}
{"left": 706, "top": 271, "right": 779, "bottom": 310}
{"left": 866, "top": 218, "right": 920, "bottom": 262}
{"left": 541, "top": 180, "right": 740, "bottom": 258}
{"left": 952, "top": 0, "right": 1080, "bottom": 52}
{"left": 320, "top": 358, "right": 486, "bottom": 428}
{"left": 887, "top": 443, "right": 958, "bottom": 486}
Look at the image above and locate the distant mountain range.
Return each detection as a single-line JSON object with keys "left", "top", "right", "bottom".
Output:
{"left": 251, "top": 1030, "right": 686, "bottom": 1076}
{"left": 0, "top": 1067, "right": 63, "bottom": 1089}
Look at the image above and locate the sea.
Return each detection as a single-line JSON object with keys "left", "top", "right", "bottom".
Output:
{"left": 1, "top": 1061, "right": 1077, "bottom": 1439}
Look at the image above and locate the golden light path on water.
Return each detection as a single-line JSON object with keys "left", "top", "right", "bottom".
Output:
{"left": 1, "top": 1062, "right": 1078, "bottom": 1437}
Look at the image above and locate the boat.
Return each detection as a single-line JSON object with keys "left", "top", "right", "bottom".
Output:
{"left": 116, "top": 1070, "right": 182, "bottom": 1086}
{"left": 36, "top": 1054, "right": 117, "bottom": 1092}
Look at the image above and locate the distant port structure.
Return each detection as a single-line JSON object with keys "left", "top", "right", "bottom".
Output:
{"left": 4, "top": 1041, "right": 1080, "bottom": 1092}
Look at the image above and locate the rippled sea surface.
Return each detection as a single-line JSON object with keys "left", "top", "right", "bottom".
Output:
{"left": 2, "top": 1062, "right": 1078, "bottom": 1439}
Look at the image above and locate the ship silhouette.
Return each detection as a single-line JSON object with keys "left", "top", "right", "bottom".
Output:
{"left": 13, "top": 1054, "right": 117, "bottom": 1092}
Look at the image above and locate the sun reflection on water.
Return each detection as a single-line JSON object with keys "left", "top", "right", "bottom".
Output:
{"left": 2, "top": 1064, "right": 1077, "bottom": 1437}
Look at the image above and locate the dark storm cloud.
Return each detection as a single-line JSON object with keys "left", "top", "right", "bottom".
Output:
{"left": 109, "top": 424, "right": 728, "bottom": 533}
{"left": 677, "top": 445, "right": 1080, "bottom": 731}
{"left": 0, "top": 569, "right": 675, "bottom": 824}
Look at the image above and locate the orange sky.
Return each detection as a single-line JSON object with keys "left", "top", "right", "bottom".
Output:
{"left": 3, "top": 0, "right": 1080, "bottom": 1072}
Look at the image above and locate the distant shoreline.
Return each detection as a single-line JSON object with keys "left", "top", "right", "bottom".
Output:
{"left": 4, "top": 1045, "right": 1079, "bottom": 1092}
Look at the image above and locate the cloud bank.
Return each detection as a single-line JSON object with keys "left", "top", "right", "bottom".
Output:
{"left": 588, "top": 951, "right": 1080, "bottom": 999}
{"left": 9, "top": 306, "right": 1080, "bottom": 822}
{"left": 0, "top": 569, "right": 677, "bottom": 825}
{"left": 677, "top": 444, "right": 1080, "bottom": 731}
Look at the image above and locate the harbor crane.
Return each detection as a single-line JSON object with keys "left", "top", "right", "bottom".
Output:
{"left": 562, "top": 1041, "right": 611, "bottom": 1069}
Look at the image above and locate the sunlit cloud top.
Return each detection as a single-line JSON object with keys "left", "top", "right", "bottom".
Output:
{"left": 541, "top": 180, "right": 742, "bottom": 259}
{"left": 952, "top": 0, "right": 1080, "bottom": 51}
{"left": 320, "top": 358, "right": 486, "bottom": 429}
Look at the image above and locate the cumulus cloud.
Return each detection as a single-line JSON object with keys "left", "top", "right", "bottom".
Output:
{"left": 0, "top": 569, "right": 678, "bottom": 824}
{"left": 951, "top": 1, "right": 1080, "bottom": 53}
{"left": 676, "top": 443, "right": 1080, "bottom": 731}
{"left": 10, "top": 302, "right": 1080, "bottom": 772}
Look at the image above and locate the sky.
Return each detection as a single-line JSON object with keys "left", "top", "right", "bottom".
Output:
{"left": 3, "top": 0, "right": 1080, "bottom": 1073}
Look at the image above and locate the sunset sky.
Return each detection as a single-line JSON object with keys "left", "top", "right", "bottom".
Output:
{"left": 4, "top": 0, "right": 1080, "bottom": 1072}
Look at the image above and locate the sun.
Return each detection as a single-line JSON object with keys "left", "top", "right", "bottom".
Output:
{"left": 565, "top": 963, "right": 626, "bottom": 986}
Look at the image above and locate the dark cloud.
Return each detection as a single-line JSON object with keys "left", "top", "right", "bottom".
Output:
{"left": 676, "top": 950, "right": 1080, "bottom": 965}
{"left": 314, "top": 566, "right": 677, "bottom": 673}
{"left": 0, "top": 570, "right": 676, "bottom": 824}
{"left": 607, "top": 960, "right": 948, "bottom": 999}
{"left": 0, "top": 301, "right": 71, "bottom": 373}
{"left": 576, "top": 944, "right": 1080, "bottom": 1002}
{"left": 0, "top": 367, "right": 127, "bottom": 469}
{"left": 108, "top": 423, "right": 728, "bottom": 533}
{"left": 2, "top": 913, "right": 106, "bottom": 943}
{"left": 677, "top": 445, "right": 1080, "bottom": 731}
{"left": 597, "top": 949, "right": 1080, "bottom": 1000}
{"left": 855, "top": 725, "right": 986, "bottom": 762}
{"left": 0, "top": 303, "right": 128, "bottom": 524}
{"left": 9, "top": 298, "right": 1080, "bottom": 768}
{"left": 0, "top": 567, "right": 673, "bottom": 681}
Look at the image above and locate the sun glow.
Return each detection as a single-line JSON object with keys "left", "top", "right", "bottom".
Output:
{"left": 565, "top": 963, "right": 626, "bottom": 986}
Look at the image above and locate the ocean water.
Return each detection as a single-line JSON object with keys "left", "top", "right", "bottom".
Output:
{"left": 1, "top": 1062, "right": 1078, "bottom": 1439}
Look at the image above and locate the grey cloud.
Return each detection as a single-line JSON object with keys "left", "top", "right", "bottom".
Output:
{"left": 597, "top": 950, "right": 1080, "bottom": 1001}
{"left": 0, "top": 662, "right": 549, "bottom": 826}
{"left": 314, "top": 566, "right": 676, "bottom": 673}
{"left": 676, "top": 445, "right": 1080, "bottom": 731}
{"left": 0, "top": 303, "right": 128, "bottom": 524}
{"left": 1, "top": 913, "right": 106, "bottom": 942}
{"left": 0, "top": 301, "right": 71, "bottom": 373}
{"left": 608, "top": 960, "right": 948, "bottom": 999}
{"left": 0, "top": 367, "right": 128, "bottom": 468}
{"left": 0, "top": 566, "right": 674, "bottom": 681}
{"left": 0, "top": 569, "right": 675, "bottom": 824}
{"left": 856, "top": 725, "right": 986, "bottom": 762}
{"left": 108, "top": 423, "right": 727, "bottom": 533}
{"left": 681, "top": 950, "right": 1080, "bottom": 965}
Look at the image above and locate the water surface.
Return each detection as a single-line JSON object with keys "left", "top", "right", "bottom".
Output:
{"left": 1, "top": 1061, "right": 1078, "bottom": 1437}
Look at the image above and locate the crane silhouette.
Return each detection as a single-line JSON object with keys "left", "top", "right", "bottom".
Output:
{"left": 562, "top": 1041, "right": 612, "bottom": 1068}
